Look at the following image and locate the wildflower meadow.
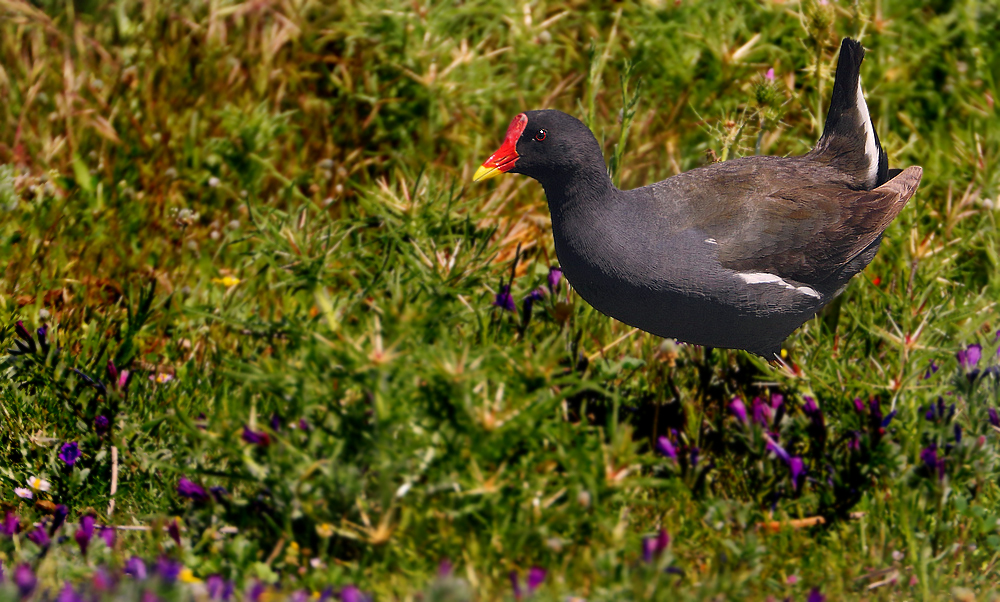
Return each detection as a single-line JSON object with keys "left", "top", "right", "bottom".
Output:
{"left": 2, "top": 0, "right": 1000, "bottom": 600}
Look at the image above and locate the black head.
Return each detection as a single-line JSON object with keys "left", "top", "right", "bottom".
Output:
{"left": 474, "top": 110, "right": 606, "bottom": 187}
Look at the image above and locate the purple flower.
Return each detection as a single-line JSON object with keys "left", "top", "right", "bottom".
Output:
{"left": 869, "top": 398, "right": 884, "bottom": 430}
{"left": 241, "top": 426, "right": 271, "bottom": 446}
{"left": 641, "top": 537, "right": 657, "bottom": 563}
{"left": 100, "top": 525, "right": 116, "bottom": 547}
{"left": 206, "top": 575, "right": 224, "bottom": 598}
{"left": 920, "top": 445, "right": 937, "bottom": 469}
{"left": 923, "top": 360, "right": 939, "bottom": 379}
{"left": 95, "top": 415, "right": 110, "bottom": 435}
{"left": 642, "top": 529, "right": 670, "bottom": 563}
{"left": 59, "top": 441, "right": 82, "bottom": 465}
{"left": 807, "top": 588, "right": 826, "bottom": 602}
{"left": 291, "top": 591, "right": 311, "bottom": 602}
{"left": 1, "top": 511, "right": 19, "bottom": 536}
{"left": 789, "top": 457, "right": 806, "bottom": 490}
{"left": 853, "top": 397, "right": 865, "bottom": 413}
{"left": 656, "top": 436, "right": 677, "bottom": 460}
{"left": 149, "top": 372, "right": 174, "bottom": 384}
{"left": 751, "top": 397, "right": 772, "bottom": 427}
{"left": 168, "top": 518, "right": 181, "bottom": 546}
{"left": 770, "top": 393, "right": 784, "bottom": 409}
{"left": 340, "top": 586, "right": 368, "bottom": 602}
{"left": 881, "top": 410, "right": 897, "bottom": 428}
{"left": 156, "top": 556, "right": 182, "bottom": 584}
{"left": 955, "top": 424, "right": 963, "bottom": 444}
{"left": 210, "top": 486, "right": 229, "bottom": 502}
{"left": 510, "top": 568, "right": 545, "bottom": 600}
{"left": 848, "top": 431, "right": 861, "bottom": 452}
{"left": 75, "top": 515, "right": 95, "bottom": 555}
{"left": 765, "top": 67, "right": 775, "bottom": 80}
{"left": 177, "top": 477, "right": 209, "bottom": 503}
{"left": 49, "top": 504, "right": 69, "bottom": 535}
{"left": 107, "top": 360, "right": 131, "bottom": 390}
{"left": 926, "top": 397, "right": 949, "bottom": 422}
{"left": 15, "top": 564, "right": 36, "bottom": 597}
{"left": 93, "top": 567, "right": 115, "bottom": 591}
{"left": 729, "top": 397, "right": 748, "bottom": 423}
{"left": 27, "top": 525, "right": 51, "bottom": 548}
{"left": 522, "top": 288, "right": 545, "bottom": 317}
{"left": 766, "top": 438, "right": 791, "bottom": 464}
{"left": 125, "top": 556, "right": 148, "bottom": 579}
{"left": 989, "top": 408, "right": 1000, "bottom": 428}
{"left": 526, "top": 567, "right": 546, "bottom": 592}
{"left": 493, "top": 285, "right": 516, "bottom": 312}
{"left": 249, "top": 582, "right": 267, "bottom": 602}
{"left": 14, "top": 320, "right": 31, "bottom": 340}
{"left": 56, "top": 583, "right": 84, "bottom": 602}
{"left": 510, "top": 572, "right": 522, "bottom": 600}
{"left": 958, "top": 344, "right": 982, "bottom": 370}
{"left": 14, "top": 321, "right": 37, "bottom": 354}
{"left": 547, "top": 267, "right": 563, "bottom": 295}
{"left": 803, "top": 397, "right": 826, "bottom": 434}
{"left": 37, "top": 324, "right": 49, "bottom": 353}
{"left": 438, "top": 560, "right": 454, "bottom": 577}
{"left": 206, "top": 575, "right": 234, "bottom": 601}
{"left": 921, "top": 445, "right": 946, "bottom": 481}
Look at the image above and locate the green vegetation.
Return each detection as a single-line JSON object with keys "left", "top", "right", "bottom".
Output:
{"left": 1, "top": 0, "right": 999, "bottom": 599}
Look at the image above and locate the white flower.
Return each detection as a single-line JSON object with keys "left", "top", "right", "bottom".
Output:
{"left": 27, "top": 476, "right": 51, "bottom": 492}
{"left": 207, "top": 176, "right": 220, "bottom": 188}
{"left": 14, "top": 487, "right": 33, "bottom": 499}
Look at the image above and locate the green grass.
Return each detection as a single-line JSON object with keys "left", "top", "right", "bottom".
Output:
{"left": 1, "top": 0, "right": 1000, "bottom": 599}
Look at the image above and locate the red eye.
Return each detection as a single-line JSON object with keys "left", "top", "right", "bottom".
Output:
{"left": 534, "top": 129, "right": 547, "bottom": 142}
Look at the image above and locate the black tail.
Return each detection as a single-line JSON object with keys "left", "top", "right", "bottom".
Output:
{"left": 809, "top": 38, "right": 888, "bottom": 189}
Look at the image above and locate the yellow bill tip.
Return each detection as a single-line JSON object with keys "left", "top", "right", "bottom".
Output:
{"left": 473, "top": 164, "right": 501, "bottom": 182}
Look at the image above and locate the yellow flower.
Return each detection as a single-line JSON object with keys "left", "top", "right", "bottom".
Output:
{"left": 212, "top": 276, "right": 241, "bottom": 287}
{"left": 179, "top": 568, "right": 202, "bottom": 584}
{"left": 27, "top": 476, "right": 51, "bottom": 492}
{"left": 316, "top": 523, "right": 334, "bottom": 538}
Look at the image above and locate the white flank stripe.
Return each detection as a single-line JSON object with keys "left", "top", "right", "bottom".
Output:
{"left": 738, "top": 272, "right": 783, "bottom": 285}
{"left": 856, "top": 78, "right": 879, "bottom": 187}
{"left": 737, "top": 272, "right": 822, "bottom": 299}
{"left": 795, "top": 285, "right": 822, "bottom": 299}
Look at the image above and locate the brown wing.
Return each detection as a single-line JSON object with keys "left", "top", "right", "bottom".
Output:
{"left": 715, "top": 166, "right": 922, "bottom": 284}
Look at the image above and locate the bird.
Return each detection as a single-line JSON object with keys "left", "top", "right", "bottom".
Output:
{"left": 472, "top": 38, "right": 922, "bottom": 358}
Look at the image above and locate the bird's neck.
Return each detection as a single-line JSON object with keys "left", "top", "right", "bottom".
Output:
{"left": 541, "top": 163, "right": 617, "bottom": 223}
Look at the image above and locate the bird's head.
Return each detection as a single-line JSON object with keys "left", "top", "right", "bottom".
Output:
{"left": 473, "top": 110, "right": 604, "bottom": 185}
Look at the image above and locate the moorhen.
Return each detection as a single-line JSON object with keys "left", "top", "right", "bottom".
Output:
{"left": 473, "top": 38, "right": 922, "bottom": 357}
